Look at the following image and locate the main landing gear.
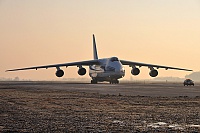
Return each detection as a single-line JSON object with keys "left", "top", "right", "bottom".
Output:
{"left": 91, "top": 79, "right": 119, "bottom": 84}
{"left": 110, "top": 80, "right": 119, "bottom": 84}
{"left": 91, "top": 79, "right": 98, "bottom": 84}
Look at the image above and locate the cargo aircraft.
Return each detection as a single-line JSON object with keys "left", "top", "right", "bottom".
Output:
{"left": 7, "top": 35, "right": 192, "bottom": 84}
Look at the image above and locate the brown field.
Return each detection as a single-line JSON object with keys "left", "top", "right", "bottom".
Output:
{"left": 0, "top": 81, "right": 200, "bottom": 132}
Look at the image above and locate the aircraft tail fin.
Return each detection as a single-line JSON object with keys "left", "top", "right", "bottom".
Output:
{"left": 93, "top": 34, "right": 98, "bottom": 59}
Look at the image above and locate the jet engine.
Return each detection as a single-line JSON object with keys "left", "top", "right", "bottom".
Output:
{"left": 78, "top": 68, "right": 86, "bottom": 76}
{"left": 149, "top": 69, "right": 158, "bottom": 77}
{"left": 131, "top": 68, "right": 140, "bottom": 75}
{"left": 56, "top": 69, "right": 64, "bottom": 77}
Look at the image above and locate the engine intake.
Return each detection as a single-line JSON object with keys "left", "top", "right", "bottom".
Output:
{"left": 131, "top": 68, "right": 140, "bottom": 75}
{"left": 78, "top": 68, "right": 86, "bottom": 76}
{"left": 56, "top": 69, "right": 64, "bottom": 77}
{"left": 149, "top": 69, "right": 158, "bottom": 77}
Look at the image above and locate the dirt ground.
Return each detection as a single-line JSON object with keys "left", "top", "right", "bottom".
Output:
{"left": 0, "top": 81, "right": 200, "bottom": 132}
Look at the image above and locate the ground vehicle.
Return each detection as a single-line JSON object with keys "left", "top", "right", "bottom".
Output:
{"left": 184, "top": 79, "right": 194, "bottom": 86}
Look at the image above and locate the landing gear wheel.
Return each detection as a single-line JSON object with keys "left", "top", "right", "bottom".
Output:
{"left": 110, "top": 80, "right": 119, "bottom": 84}
{"left": 115, "top": 80, "right": 119, "bottom": 84}
{"left": 91, "top": 79, "right": 97, "bottom": 84}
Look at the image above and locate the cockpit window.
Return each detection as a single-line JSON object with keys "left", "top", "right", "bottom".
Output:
{"left": 110, "top": 57, "right": 119, "bottom": 62}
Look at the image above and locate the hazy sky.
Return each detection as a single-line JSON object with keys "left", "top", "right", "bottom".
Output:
{"left": 0, "top": 0, "right": 200, "bottom": 80}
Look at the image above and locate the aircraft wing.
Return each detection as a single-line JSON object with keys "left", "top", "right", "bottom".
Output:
{"left": 120, "top": 60, "right": 192, "bottom": 71}
{"left": 6, "top": 59, "right": 100, "bottom": 72}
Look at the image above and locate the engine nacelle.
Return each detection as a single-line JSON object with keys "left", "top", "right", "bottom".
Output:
{"left": 131, "top": 68, "right": 140, "bottom": 75}
{"left": 56, "top": 69, "right": 64, "bottom": 77}
{"left": 149, "top": 69, "right": 158, "bottom": 77}
{"left": 78, "top": 68, "right": 86, "bottom": 76}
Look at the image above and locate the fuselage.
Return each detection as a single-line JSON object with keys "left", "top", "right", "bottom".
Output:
{"left": 89, "top": 57, "right": 125, "bottom": 82}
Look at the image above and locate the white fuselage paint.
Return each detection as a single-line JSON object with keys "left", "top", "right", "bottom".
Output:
{"left": 89, "top": 57, "right": 125, "bottom": 82}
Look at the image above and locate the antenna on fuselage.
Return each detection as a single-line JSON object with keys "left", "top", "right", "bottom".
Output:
{"left": 93, "top": 34, "right": 98, "bottom": 59}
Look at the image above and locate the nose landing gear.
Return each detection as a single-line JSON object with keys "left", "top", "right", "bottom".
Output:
{"left": 110, "top": 80, "right": 119, "bottom": 84}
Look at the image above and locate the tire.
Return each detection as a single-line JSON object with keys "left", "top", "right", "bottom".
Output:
{"left": 110, "top": 80, "right": 119, "bottom": 84}
{"left": 91, "top": 79, "right": 97, "bottom": 84}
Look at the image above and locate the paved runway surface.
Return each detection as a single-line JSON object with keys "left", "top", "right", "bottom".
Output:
{"left": 1, "top": 81, "right": 200, "bottom": 97}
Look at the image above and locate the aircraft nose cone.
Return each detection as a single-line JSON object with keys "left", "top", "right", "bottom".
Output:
{"left": 115, "top": 67, "right": 125, "bottom": 73}
{"left": 115, "top": 68, "right": 125, "bottom": 77}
